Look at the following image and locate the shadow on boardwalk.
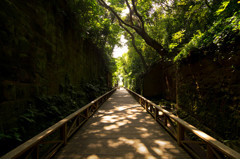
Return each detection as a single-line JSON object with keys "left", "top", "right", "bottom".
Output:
{"left": 54, "top": 88, "right": 191, "bottom": 159}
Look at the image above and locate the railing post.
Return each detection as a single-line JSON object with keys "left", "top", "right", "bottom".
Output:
{"left": 96, "top": 102, "right": 99, "bottom": 109}
{"left": 32, "top": 145, "right": 40, "bottom": 159}
{"left": 61, "top": 123, "right": 68, "bottom": 145}
{"left": 145, "top": 103, "right": 148, "bottom": 112}
{"left": 207, "top": 144, "right": 214, "bottom": 159}
{"left": 86, "top": 107, "right": 89, "bottom": 118}
{"left": 164, "top": 114, "right": 168, "bottom": 126}
{"left": 36, "top": 145, "right": 40, "bottom": 159}
{"left": 154, "top": 107, "right": 158, "bottom": 120}
{"left": 89, "top": 105, "right": 93, "bottom": 116}
{"left": 150, "top": 105, "right": 153, "bottom": 113}
{"left": 177, "top": 123, "right": 184, "bottom": 146}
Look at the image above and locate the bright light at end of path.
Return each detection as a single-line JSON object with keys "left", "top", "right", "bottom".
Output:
{"left": 119, "top": 75, "right": 123, "bottom": 86}
{"left": 113, "top": 35, "right": 128, "bottom": 58}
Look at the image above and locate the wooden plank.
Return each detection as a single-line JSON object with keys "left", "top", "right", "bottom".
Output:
{"left": 54, "top": 89, "right": 191, "bottom": 159}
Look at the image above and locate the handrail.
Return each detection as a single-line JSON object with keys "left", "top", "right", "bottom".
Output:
{"left": 126, "top": 88, "right": 240, "bottom": 159}
{"left": 1, "top": 88, "right": 116, "bottom": 159}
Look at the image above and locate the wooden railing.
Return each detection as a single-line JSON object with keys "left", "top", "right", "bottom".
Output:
{"left": 127, "top": 88, "right": 240, "bottom": 159}
{"left": 1, "top": 88, "right": 116, "bottom": 159}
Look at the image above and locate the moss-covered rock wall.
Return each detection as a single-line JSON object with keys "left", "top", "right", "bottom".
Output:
{"left": 142, "top": 62, "right": 176, "bottom": 101}
{"left": 176, "top": 47, "right": 240, "bottom": 140}
{"left": 142, "top": 37, "right": 240, "bottom": 142}
{"left": 0, "top": 0, "right": 111, "bottom": 154}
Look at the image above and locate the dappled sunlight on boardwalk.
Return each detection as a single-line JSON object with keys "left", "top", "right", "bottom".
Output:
{"left": 54, "top": 89, "right": 191, "bottom": 159}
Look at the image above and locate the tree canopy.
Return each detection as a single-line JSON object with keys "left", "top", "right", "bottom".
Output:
{"left": 100, "top": 0, "right": 240, "bottom": 87}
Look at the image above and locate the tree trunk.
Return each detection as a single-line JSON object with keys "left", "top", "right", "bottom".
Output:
{"left": 135, "top": 29, "right": 167, "bottom": 57}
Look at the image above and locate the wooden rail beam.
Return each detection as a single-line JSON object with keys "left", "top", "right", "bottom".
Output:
{"left": 126, "top": 88, "right": 240, "bottom": 159}
{"left": 1, "top": 88, "right": 116, "bottom": 159}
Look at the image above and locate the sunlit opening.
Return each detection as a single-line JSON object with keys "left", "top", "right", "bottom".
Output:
{"left": 112, "top": 35, "right": 128, "bottom": 58}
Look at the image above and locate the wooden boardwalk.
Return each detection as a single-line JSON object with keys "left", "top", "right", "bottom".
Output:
{"left": 54, "top": 88, "right": 191, "bottom": 159}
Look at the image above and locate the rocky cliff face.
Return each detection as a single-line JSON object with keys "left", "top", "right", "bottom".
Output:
{"left": 142, "top": 62, "right": 176, "bottom": 102}
{"left": 0, "top": 0, "right": 111, "bottom": 154}
{"left": 177, "top": 44, "right": 240, "bottom": 140}
{"left": 141, "top": 37, "right": 240, "bottom": 142}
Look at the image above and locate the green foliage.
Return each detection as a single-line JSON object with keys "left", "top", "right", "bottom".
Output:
{"left": 216, "top": 0, "right": 230, "bottom": 15}
{"left": 177, "top": 108, "right": 224, "bottom": 141}
{"left": 172, "top": 30, "right": 186, "bottom": 43}
{"left": 20, "top": 105, "right": 39, "bottom": 123}
{"left": 0, "top": 128, "right": 22, "bottom": 142}
{"left": 147, "top": 0, "right": 215, "bottom": 53}
{"left": 115, "top": 46, "right": 145, "bottom": 90}
{"left": 174, "top": 0, "right": 240, "bottom": 62}
{"left": 2, "top": 0, "right": 240, "bottom": 153}
{"left": 67, "top": 0, "right": 121, "bottom": 80}
{"left": 61, "top": 0, "right": 121, "bottom": 71}
{"left": 0, "top": 80, "right": 110, "bottom": 155}
{"left": 105, "top": 0, "right": 240, "bottom": 152}
{"left": 112, "top": 0, "right": 231, "bottom": 71}
{"left": 174, "top": 30, "right": 204, "bottom": 61}
{"left": 169, "top": 30, "right": 186, "bottom": 51}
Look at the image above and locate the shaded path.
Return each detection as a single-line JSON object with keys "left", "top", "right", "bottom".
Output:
{"left": 54, "top": 88, "right": 191, "bottom": 159}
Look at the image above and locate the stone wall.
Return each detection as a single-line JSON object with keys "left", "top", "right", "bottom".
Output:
{"left": 177, "top": 48, "right": 240, "bottom": 138}
{"left": 142, "top": 39, "right": 240, "bottom": 139}
{"left": 142, "top": 62, "right": 176, "bottom": 101}
{"left": 0, "top": 0, "right": 110, "bottom": 134}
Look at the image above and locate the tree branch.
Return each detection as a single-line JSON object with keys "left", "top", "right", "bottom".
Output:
{"left": 204, "top": 0, "right": 212, "bottom": 9}
{"left": 98, "top": 0, "right": 167, "bottom": 57}
{"left": 125, "top": 0, "right": 134, "bottom": 25}
{"left": 119, "top": 22, "right": 148, "bottom": 70}
{"left": 131, "top": 0, "right": 144, "bottom": 30}
{"left": 98, "top": 0, "right": 138, "bottom": 30}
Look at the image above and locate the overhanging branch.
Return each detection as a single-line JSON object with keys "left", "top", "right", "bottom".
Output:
{"left": 131, "top": 0, "right": 144, "bottom": 30}
{"left": 119, "top": 22, "right": 148, "bottom": 70}
{"left": 125, "top": 0, "right": 134, "bottom": 25}
{"left": 98, "top": 0, "right": 138, "bottom": 30}
{"left": 98, "top": 0, "right": 167, "bottom": 57}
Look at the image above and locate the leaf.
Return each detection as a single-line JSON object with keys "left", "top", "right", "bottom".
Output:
{"left": 216, "top": 0, "right": 230, "bottom": 15}
{"left": 0, "top": 133, "right": 11, "bottom": 140}
{"left": 172, "top": 30, "right": 185, "bottom": 43}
